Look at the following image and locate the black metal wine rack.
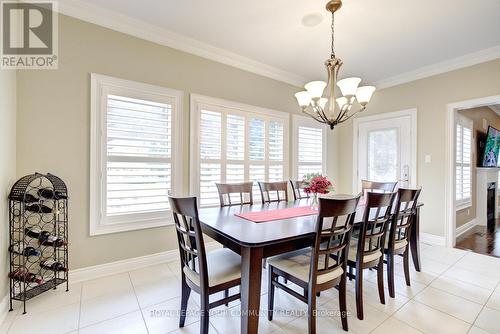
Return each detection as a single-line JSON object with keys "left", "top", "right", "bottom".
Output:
{"left": 8, "top": 173, "right": 69, "bottom": 314}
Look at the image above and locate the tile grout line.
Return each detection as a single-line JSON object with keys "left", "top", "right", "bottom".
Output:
{"left": 127, "top": 271, "right": 150, "bottom": 334}
{"left": 468, "top": 279, "right": 500, "bottom": 334}
{"left": 77, "top": 283, "right": 83, "bottom": 334}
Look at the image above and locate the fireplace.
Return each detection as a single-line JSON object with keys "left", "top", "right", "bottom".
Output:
{"left": 487, "top": 182, "right": 496, "bottom": 232}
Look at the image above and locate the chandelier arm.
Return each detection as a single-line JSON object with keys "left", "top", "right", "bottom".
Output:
{"left": 303, "top": 107, "right": 327, "bottom": 123}
{"left": 334, "top": 104, "right": 349, "bottom": 123}
{"left": 338, "top": 106, "right": 366, "bottom": 123}
{"left": 311, "top": 105, "right": 330, "bottom": 123}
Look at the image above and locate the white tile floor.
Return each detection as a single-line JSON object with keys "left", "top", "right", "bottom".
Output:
{"left": 3, "top": 243, "right": 500, "bottom": 334}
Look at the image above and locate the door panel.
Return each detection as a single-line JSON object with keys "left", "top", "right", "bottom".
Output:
{"left": 356, "top": 114, "right": 413, "bottom": 192}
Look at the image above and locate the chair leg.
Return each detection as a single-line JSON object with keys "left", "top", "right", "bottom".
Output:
{"left": 355, "top": 265, "right": 364, "bottom": 320}
{"left": 348, "top": 265, "right": 353, "bottom": 281}
{"left": 179, "top": 276, "right": 191, "bottom": 328}
{"left": 387, "top": 252, "right": 395, "bottom": 298}
{"left": 200, "top": 293, "right": 210, "bottom": 334}
{"left": 403, "top": 248, "right": 411, "bottom": 286}
{"left": 339, "top": 274, "right": 348, "bottom": 331}
{"left": 224, "top": 289, "right": 229, "bottom": 307}
{"left": 307, "top": 287, "right": 317, "bottom": 334}
{"left": 377, "top": 258, "right": 385, "bottom": 305}
{"left": 268, "top": 268, "right": 275, "bottom": 321}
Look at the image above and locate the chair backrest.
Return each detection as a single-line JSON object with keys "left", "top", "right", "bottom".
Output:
{"left": 168, "top": 196, "right": 208, "bottom": 288}
{"left": 309, "top": 195, "right": 361, "bottom": 285}
{"left": 387, "top": 188, "right": 422, "bottom": 250}
{"left": 258, "top": 181, "right": 288, "bottom": 203}
{"left": 216, "top": 182, "right": 253, "bottom": 207}
{"left": 290, "top": 180, "right": 310, "bottom": 200}
{"left": 361, "top": 180, "right": 397, "bottom": 194}
{"left": 357, "top": 191, "right": 396, "bottom": 264}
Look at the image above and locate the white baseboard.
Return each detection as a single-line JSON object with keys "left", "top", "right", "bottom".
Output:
{"left": 420, "top": 232, "right": 446, "bottom": 246}
{"left": 456, "top": 219, "right": 478, "bottom": 238}
{"left": 69, "top": 241, "right": 221, "bottom": 283}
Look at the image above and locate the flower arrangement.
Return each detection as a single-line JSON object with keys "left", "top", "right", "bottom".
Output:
{"left": 302, "top": 173, "right": 334, "bottom": 195}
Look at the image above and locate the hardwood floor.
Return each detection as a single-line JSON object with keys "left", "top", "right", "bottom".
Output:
{"left": 456, "top": 219, "right": 500, "bottom": 257}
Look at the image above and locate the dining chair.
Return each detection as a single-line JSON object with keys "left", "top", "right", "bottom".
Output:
{"left": 347, "top": 191, "right": 396, "bottom": 320}
{"left": 168, "top": 196, "right": 242, "bottom": 333}
{"left": 385, "top": 187, "right": 422, "bottom": 298}
{"left": 267, "top": 195, "right": 361, "bottom": 333}
{"left": 216, "top": 182, "right": 253, "bottom": 207}
{"left": 361, "top": 180, "right": 398, "bottom": 194}
{"left": 258, "top": 181, "right": 288, "bottom": 203}
{"left": 290, "top": 180, "right": 310, "bottom": 200}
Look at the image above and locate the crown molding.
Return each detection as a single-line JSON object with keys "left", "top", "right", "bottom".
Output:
{"left": 57, "top": 0, "right": 306, "bottom": 87}
{"left": 374, "top": 45, "right": 500, "bottom": 90}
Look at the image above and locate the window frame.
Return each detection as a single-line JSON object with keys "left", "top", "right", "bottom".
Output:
{"left": 291, "top": 114, "right": 328, "bottom": 180}
{"left": 455, "top": 115, "right": 473, "bottom": 211}
{"left": 90, "top": 74, "right": 184, "bottom": 235}
{"left": 189, "top": 94, "right": 290, "bottom": 207}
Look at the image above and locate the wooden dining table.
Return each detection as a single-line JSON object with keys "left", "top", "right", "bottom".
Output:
{"left": 199, "top": 197, "right": 423, "bottom": 334}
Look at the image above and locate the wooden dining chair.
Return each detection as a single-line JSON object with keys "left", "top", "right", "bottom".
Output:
{"left": 216, "top": 182, "right": 253, "bottom": 207}
{"left": 347, "top": 191, "right": 396, "bottom": 320}
{"left": 385, "top": 187, "right": 422, "bottom": 298}
{"left": 267, "top": 195, "right": 361, "bottom": 333}
{"left": 258, "top": 181, "right": 288, "bottom": 203}
{"left": 290, "top": 180, "right": 310, "bottom": 200}
{"left": 168, "top": 196, "right": 242, "bottom": 333}
{"left": 361, "top": 180, "right": 398, "bottom": 194}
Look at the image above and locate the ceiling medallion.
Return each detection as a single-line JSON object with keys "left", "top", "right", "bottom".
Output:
{"left": 295, "top": 0, "right": 376, "bottom": 130}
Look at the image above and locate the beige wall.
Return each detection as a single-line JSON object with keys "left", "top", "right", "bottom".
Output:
{"left": 456, "top": 107, "right": 500, "bottom": 227}
{"left": 16, "top": 15, "right": 308, "bottom": 269}
{"left": 0, "top": 70, "right": 17, "bottom": 300}
{"left": 336, "top": 59, "right": 500, "bottom": 237}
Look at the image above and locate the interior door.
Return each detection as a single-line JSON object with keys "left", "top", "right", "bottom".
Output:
{"left": 356, "top": 114, "right": 414, "bottom": 192}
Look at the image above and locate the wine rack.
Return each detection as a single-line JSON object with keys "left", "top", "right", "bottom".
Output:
{"left": 8, "top": 173, "right": 69, "bottom": 314}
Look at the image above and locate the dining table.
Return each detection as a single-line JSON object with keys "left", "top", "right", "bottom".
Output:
{"left": 199, "top": 196, "right": 423, "bottom": 334}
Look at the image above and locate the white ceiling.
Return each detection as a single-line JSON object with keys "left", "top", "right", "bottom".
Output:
{"left": 63, "top": 0, "right": 500, "bottom": 87}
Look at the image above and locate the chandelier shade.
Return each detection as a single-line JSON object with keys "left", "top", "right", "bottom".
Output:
{"left": 294, "top": 0, "right": 376, "bottom": 130}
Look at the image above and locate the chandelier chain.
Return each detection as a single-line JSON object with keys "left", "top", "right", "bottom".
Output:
{"left": 331, "top": 12, "right": 335, "bottom": 59}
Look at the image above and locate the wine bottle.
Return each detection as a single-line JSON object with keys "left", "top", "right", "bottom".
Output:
{"left": 40, "top": 260, "right": 68, "bottom": 272}
{"left": 25, "top": 203, "right": 52, "bottom": 213}
{"left": 8, "top": 243, "right": 41, "bottom": 257}
{"left": 38, "top": 188, "right": 68, "bottom": 200}
{"left": 40, "top": 235, "right": 67, "bottom": 247}
{"left": 23, "top": 194, "right": 39, "bottom": 203}
{"left": 25, "top": 227, "right": 42, "bottom": 239}
{"left": 8, "top": 269, "right": 44, "bottom": 284}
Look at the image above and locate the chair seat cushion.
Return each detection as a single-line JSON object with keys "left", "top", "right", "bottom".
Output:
{"left": 268, "top": 249, "right": 343, "bottom": 284}
{"left": 183, "top": 248, "right": 241, "bottom": 287}
{"left": 348, "top": 242, "right": 382, "bottom": 263}
{"left": 385, "top": 238, "right": 408, "bottom": 251}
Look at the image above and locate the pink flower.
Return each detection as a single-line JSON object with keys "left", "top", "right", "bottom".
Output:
{"left": 302, "top": 175, "right": 333, "bottom": 194}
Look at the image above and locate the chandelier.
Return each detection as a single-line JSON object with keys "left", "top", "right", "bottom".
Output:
{"left": 295, "top": 0, "right": 376, "bottom": 130}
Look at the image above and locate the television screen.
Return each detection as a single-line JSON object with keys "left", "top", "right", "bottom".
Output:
{"left": 482, "top": 126, "right": 500, "bottom": 167}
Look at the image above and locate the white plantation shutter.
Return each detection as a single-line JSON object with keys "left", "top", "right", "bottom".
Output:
{"left": 106, "top": 95, "right": 172, "bottom": 215}
{"left": 295, "top": 121, "right": 325, "bottom": 179}
{"left": 456, "top": 116, "right": 473, "bottom": 207}
{"left": 192, "top": 96, "right": 289, "bottom": 207}
{"left": 90, "top": 74, "right": 182, "bottom": 235}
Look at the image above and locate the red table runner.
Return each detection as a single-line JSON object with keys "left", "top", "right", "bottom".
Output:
{"left": 235, "top": 206, "right": 318, "bottom": 223}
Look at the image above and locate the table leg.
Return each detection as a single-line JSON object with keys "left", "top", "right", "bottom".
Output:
{"left": 240, "top": 246, "right": 263, "bottom": 334}
{"left": 410, "top": 207, "right": 421, "bottom": 272}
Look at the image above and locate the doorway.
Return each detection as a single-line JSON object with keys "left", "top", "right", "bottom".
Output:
{"left": 353, "top": 109, "right": 417, "bottom": 193}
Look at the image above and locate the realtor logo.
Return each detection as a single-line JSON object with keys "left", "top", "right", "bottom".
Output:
{"left": 1, "top": 0, "right": 58, "bottom": 69}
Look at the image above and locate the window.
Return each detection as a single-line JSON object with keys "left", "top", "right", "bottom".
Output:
{"left": 90, "top": 74, "right": 183, "bottom": 235}
{"left": 190, "top": 95, "right": 289, "bottom": 207}
{"left": 456, "top": 115, "right": 473, "bottom": 209}
{"left": 292, "top": 115, "right": 327, "bottom": 180}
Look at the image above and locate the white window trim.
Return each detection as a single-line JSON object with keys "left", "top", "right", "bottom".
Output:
{"left": 291, "top": 114, "right": 328, "bottom": 180}
{"left": 90, "top": 74, "right": 184, "bottom": 235}
{"left": 455, "top": 115, "right": 473, "bottom": 211}
{"left": 189, "top": 94, "right": 290, "bottom": 205}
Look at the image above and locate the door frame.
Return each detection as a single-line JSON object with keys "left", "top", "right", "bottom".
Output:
{"left": 352, "top": 108, "right": 418, "bottom": 193}
{"left": 444, "top": 95, "right": 500, "bottom": 247}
